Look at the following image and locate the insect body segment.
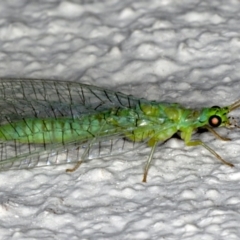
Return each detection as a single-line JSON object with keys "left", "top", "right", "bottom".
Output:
{"left": 0, "top": 79, "right": 239, "bottom": 182}
{"left": 138, "top": 101, "right": 239, "bottom": 181}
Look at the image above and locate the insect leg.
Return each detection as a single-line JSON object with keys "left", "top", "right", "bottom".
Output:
{"left": 142, "top": 141, "right": 157, "bottom": 182}
{"left": 65, "top": 142, "right": 91, "bottom": 172}
{"left": 65, "top": 160, "right": 82, "bottom": 172}
{"left": 205, "top": 126, "right": 230, "bottom": 141}
{"left": 66, "top": 133, "right": 100, "bottom": 172}
{"left": 186, "top": 140, "right": 234, "bottom": 167}
{"left": 66, "top": 135, "right": 98, "bottom": 172}
{"left": 66, "top": 122, "right": 107, "bottom": 173}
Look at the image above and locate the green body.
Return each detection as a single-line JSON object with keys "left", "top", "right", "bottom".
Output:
{"left": 0, "top": 101, "right": 230, "bottom": 147}
{"left": 0, "top": 78, "right": 237, "bottom": 181}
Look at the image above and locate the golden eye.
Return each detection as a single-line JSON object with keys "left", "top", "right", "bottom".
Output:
{"left": 209, "top": 115, "right": 222, "bottom": 127}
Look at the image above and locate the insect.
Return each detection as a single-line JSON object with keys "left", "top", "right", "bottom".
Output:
{"left": 0, "top": 79, "right": 239, "bottom": 182}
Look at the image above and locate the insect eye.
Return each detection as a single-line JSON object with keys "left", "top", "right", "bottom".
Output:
{"left": 209, "top": 115, "right": 222, "bottom": 127}
{"left": 211, "top": 106, "right": 220, "bottom": 109}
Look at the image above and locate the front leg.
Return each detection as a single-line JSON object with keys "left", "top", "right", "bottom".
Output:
{"left": 205, "top": 126, "right": 230, "bottom": 141}
{"left": 181, "top": 128, "right": 234, "bottom": 167}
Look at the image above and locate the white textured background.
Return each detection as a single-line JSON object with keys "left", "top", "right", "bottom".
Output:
{"left": 1, "top": 1, "right": 240, "bottom": 239}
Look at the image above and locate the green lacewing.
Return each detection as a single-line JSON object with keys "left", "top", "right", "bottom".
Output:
{"left": 0, "top": 79, "right": 239, "bottom": 182}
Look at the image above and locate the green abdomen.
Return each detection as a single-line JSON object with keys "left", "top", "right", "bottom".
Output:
{"left": 0, "top": 105, "right": 164, "bottom": 144}
{"left": 0, "top": 116, "right": 113, "bottom": 144}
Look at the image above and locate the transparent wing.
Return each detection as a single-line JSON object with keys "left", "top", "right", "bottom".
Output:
{"left": 0, "top": 78, "right": 143, "bottom": 120}
{"left": 0, "top": 78, "right": 151, "bottom": 170}
{"left": 0, "top": 134, "right": 149, "bottom": 170}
